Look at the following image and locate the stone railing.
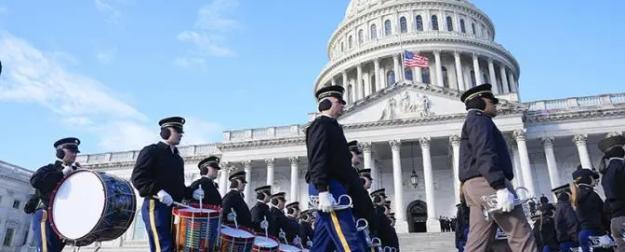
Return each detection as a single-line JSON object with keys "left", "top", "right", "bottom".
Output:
{"left": 76, "top": 143, "right": 220, "bottom": 165}
{"left": 524, "top": 93, "right": 625, "bottom": 112}
{"left": 223, "top": 125, "right": 304, "bottom": 142}
{"left": 0, "top": 160, "right": 33, "bottom": 181}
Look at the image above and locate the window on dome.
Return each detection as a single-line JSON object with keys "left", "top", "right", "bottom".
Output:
{"left": 422, "top": 67, "right": 431, "bottom": 84}
{"left": 460, "top": 19, "right": 466, "bottom": 33}
{"left": 442, "top": 66, "right": 449, "bottom": 87}
{"left": 471, "top": 23, "right": 476, "bottom": 35}
{"left": 387, "top": 70, "right": 396, "bottom": 85}
{"left": 384, "top": 20, "right": 392, "bottom": 36}
{"left": 400, "top": 17, "right": 407, "bottom": 33}
{"left": 446, "top": 16, "right": 453, "bottom": 31}
{"left": 431, "top": 15, "right": 439, "bottom": 31}
{"left": 370, "top": 24, "right": 378, "bottom": 40}
{"left": 358, "top": 29, "right": 364, "bottom": 44}
{"left": 348, "top": 35, "right": 353, "bottom": 49}
{"left": 405, "top": 69, "right": 413, "bottom": 81}
{"left": 416, "top": 15, "right": 423, "bottom": 31}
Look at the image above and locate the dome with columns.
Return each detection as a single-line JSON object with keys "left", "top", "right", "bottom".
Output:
{"left": 316, "top": 0, "right": 520, "bottom": 105}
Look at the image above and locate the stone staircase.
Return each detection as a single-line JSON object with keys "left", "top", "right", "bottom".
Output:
{"left": 399, "top": 232, "right": 457, "bottom": 252}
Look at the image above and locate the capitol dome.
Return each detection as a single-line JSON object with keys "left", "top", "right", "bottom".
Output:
{"left": 315, "top": 0, "right": 520, "bottom": 104}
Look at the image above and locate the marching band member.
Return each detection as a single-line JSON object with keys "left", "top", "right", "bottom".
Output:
{"left": 251, "top": 185, "right": 272, "bottom": 233}
{"left": 458, "top": 84, "right": 537, "bottom": 251}
{"left": 571, "top": 167, "right": 606, "bottom": 252}
{"left": 285, "top": 201, "right": 304, "bottom": 244}
{"left": 370, "top": 188, "right": 399, "bottom": 250}
{"left": 552, "top": 185, "right": 578, "bottom": 252}
{"left": 298, "top": 209, "right": 314, "bottom": 248}
{"left": 348, "top": 140, "right": 377, "bottom": 249}
{"left": 305, "top": 85, "right": 365, "bottom": 251}
{"left": 131, "top": 116, "right": 203, "bottom": 252}
{"left": 267, "top": 192, "right": 291, "bottom": 240}
{"left": 188, "top": 155, "right": 222, "bottom": 206}
{"left": 598, "top": 135, "right": 625, "bottom": 251}
{"left": 358, "top": 168, "right": 373, "bottom": 191}
{"left": 221, "top": 170, "right": 252, "bottom": 229}
{"left": 30, "top": 137, "right": 82, "bottom": 251}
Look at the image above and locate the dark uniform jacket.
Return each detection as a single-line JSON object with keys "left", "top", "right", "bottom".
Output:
{"left": 373, "top": 205, "right": 399, "bottom": 249}
{"left": 30, "top": 161, "right": 65, "bottom": 207}
{"left": 539, "top": 216, "right": 558, "bottom": 250}
{"left": 222, "top": 190, "right": 252, "bottom": 228}
{"left": 251, "top": 201, "right": 271, "bottom": 233}
{"left": 131, "top": 142, "right": 190, "bottom": 202}
{"left": 285, "top": 216, "right": 302, "bottom": 244}
{"left": 298, "top": 221, "right": 313, "bottom": 247}
{"left": 601, "top": 159, "right": 625, "bottom": 218}
{"left": 268, "top": 206, "right": 294, "bottom": 241}
{"left": 349, "top": 167, "right": 377, "bottom": 234}
{"left": 305, "top": 116, "right": 360, "bottom": 192}
{"left": 554, "top": 200, "right": 578, "bottom": 243}
{"left": 575, "top": 185, "right": 605, "bottom": 231}
{"left": 459, "top": 109, "right": 513, "bottom": 189}
{"left": 188, "top": 177, "right": 222, "bottom": 206}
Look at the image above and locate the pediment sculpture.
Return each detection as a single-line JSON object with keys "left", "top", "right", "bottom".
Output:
{"left": 380, "top": 91, "right": 433, "bottom": 121}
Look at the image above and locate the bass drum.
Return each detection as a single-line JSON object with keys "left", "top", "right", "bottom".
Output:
{"left": 49, "top": 170, "right": 136, "bottom": 246}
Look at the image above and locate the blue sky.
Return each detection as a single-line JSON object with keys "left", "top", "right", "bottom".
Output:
{"left": 0, "top": 0, "right": 623, "bottom": 170}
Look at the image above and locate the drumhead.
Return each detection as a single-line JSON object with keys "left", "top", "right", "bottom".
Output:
{"left": 51, "top": 171, "right": 105, "bottom": 240}
{"left": 254, "top": 236, "right": 278, "bottom": 248}
{"left": 279, "top": 243, "right": 301, "bottom": 252}
{"left": 221, "top": 225, "right": 254, "bottom": 238}
{"left": 173, "top": 207, "right": 219, "bottom": 218}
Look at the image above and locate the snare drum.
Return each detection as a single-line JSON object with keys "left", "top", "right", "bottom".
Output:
{"left": 173, "top": 207, "right": 221, "bottom": 252}
{"left": 218, "top": 225, "right": 255, "bottom": 252}
{"left": 278, "top": 243, "right": 302, "bottom": 252}
{"left": 48, "top": 170, "right": 136, "bottom": 246}
{"left": 252, "top": 235, "right": 279, "bottom": 252}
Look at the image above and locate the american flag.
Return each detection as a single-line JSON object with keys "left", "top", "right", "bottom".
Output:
{"left": 404, "top": 50, "right": 429, "bottom": 68}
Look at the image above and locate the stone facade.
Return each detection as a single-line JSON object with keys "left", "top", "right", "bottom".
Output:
{"left": 0, "top": 161, "right": 35, "bottom": 252}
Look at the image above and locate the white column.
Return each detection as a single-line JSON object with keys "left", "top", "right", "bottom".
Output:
{"left": 454, "top": 51, "right": 464, "bottom": 91}
{"left": 266, "top": 158, "right": 275, "bottom": 187}
{"left": 413, "top": 51, "right": 423, "bottom": 83}
{"left": 342, "top": 71, "right": 350, "bottom": 105}
{"left": 514, "top": 130, "right": 535, "bottom": 196}
{"left": 508, "top": 71, "right": 517, "bottom": 93}
{"left": 289, "top": 157, "right": 299, "bottom": 202}
{"left": 434, "top": 50, "right": 444, "bottom": 87}
{"left": 472, "top": 53, "right": 481, "bottom": 86}
{"left": 356, "top": 64, "right": 363, "bottom": 100}
{"left": 500, "top": 65, "right": 509, "bottom": 93}
{"left": 510, "top": 143, "right": 524, "bottom": 188}
{"left": 363, "top": 72, "right": 371, "bottom": 97}
{"left": 393, "top": 54, "right": 400, "bottom": 85}
{"left": 419, "top": 137, "right": 440, "bottom": 232}
{"left": 331, "top": 76, "right": 336, "bottom": 86}
{"left": 243, "top": 161, "right": 252, "bottom": 203}
{"left": 450, "top": 135, "right": 461, "bottom": 204}
{"left": 542, "top": 137, "right": 561, "bottom": 192}
{"left": 362, "top": 142, "right": 374, "bottom": 190}
{"left": 488, "top": 58, "right": 499, "bottom": 94}
{"left": 573, "top": 135, "right": 593, "bottom": 169}
{"left": 219, "top": 164, "right": 230, "bottom": 196}
{"left": 389, "top": 140, "right": 407, "bottom": 232}
{"left": 374, "top": 59, "right": 381, "bottom": 91}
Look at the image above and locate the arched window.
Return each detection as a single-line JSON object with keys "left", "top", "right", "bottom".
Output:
{"left": 370, "top": 24, "right": 377, "bottom": 40}
{"left": 431, "top": 15, "right": 439, "bottom": 31}
{"left": 405, "top": 69, "right": 413, "bottom": 81}
{"left": 442, "top": 66, "right": 449, "bottom": 87}
{"left": 422, "top": 68, "right": 431, "bottom": 84}
{"left": 348, "top": 35, "right": 353, "bottom": 49}
{"left": 415, "top": 15, "right": 423, "bottom": 31}
{"left": 340, "top": 42, "right": 344, "bottom": 52}
{"left": 387, "top": 70, "right": 396, "bottom": 85}
{"left": 400, "top": 17, "right": 407, "bottom": 33}
{"left": 470, "top": 70, "right": 476, "bottom": 86}
{"left": 460, "top": 19, "right": 466, "bottom": 33}
{"left": 370, "top": 75, "right": 377, "bottom": 93}
{"left": 384, "top": 20, "right": 392, "bottom": 36}
{"left": 446, "top": 16, "right": 453, "bottom": 31}
{"left": 471, "top": 23, "right": 476, "bottom": 35}
{"left": 358, "top": 29, "right": 364, "bottom": 44}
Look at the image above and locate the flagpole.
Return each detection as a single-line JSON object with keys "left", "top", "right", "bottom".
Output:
{"left": 397, "top": 9, "right": 406, "bottom": 82}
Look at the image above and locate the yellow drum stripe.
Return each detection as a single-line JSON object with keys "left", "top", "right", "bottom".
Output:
{"left": 149, "top": 199, "right": 162, "bottom": 252}
{"left": 330, "top": 211, "right": 351, "bottom": 252}
{"left": 40, "top": 210, "right": 48, "bottom": 252}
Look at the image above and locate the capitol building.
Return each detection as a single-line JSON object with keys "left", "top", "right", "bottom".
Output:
{"left": 8, "top": 0, "right": 624, "bottom": 250}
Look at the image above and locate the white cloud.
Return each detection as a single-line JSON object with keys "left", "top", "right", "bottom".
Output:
{"left": 173, "top": 56, "right": 208, "bottom": 70}
{"left": 94, "top": 0, "right": 123, "bottom": 24}
{"left": 176, "top": 0, "right": 239, "bottom": 68}
{"left": 95, "top": 47, "right": 117, "bottom": 64}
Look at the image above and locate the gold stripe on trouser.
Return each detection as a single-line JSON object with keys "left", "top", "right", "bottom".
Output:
{"left": 40, "top": 210, "right": 48, "bottom": 252}
{"left": 330, "top": 211, "right": 351, "bottom": 252}
{"left": 149, "top": 199, "right": 162, "bottom": 252}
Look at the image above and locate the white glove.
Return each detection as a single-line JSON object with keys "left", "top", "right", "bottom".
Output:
{"left": 318, "top": 191, "right": 336, "bottom": 213}
{"left": 496, "top": 188, "right": 515, "bottom": 212}
{"left": 62, "top": 165, "right": 74, "bottom": 176}
{"left": 597, "top": 234, "right": 614, "bottom": 247}
{"left": 260, "top": 219, "right": 269, "bottom": 230}
{"left": 157, "top": 190, "right": 173, "bottom": 206}
{"left": 227, "top": 212, "right": 236, "bottom": 222}
{"left": 193, "top": 187, "right": 204, "bottom": 201}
